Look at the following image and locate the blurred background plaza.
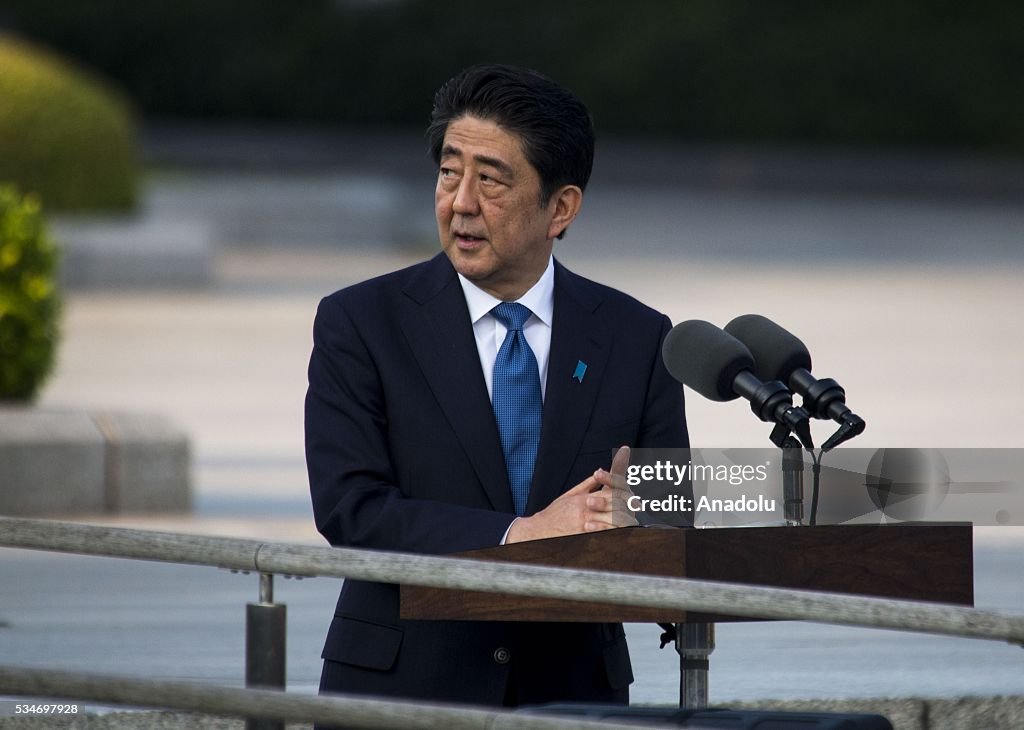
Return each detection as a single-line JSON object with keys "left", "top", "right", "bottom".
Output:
{"left": 1, "top": 0, "right": 1023, "bottom": 715}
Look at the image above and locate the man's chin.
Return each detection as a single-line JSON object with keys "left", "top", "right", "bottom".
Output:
{"left": 445, "top": 248, "right": 492, "bottom": 280}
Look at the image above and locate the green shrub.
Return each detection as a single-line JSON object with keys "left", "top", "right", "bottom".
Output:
{"left": 0, "top": 186, "right": 61, "bottom": 402}
{"left": 0, "top": 35, "right": 137, "bottom": 211}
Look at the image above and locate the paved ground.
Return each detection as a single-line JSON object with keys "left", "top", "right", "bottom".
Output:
{"left": 3, "top": 152, "right": 1023, "bottom": 715}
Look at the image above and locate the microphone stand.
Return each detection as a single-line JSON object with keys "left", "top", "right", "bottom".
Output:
{"left": 771, "top": 423, "right": 805, "bottom": 526}
{"left": 672, "top": 425, "right": 807, "bottom": 709}
{"left": 669, "top": 345, "right": 867, "bottom": 708}
{"left": 672, "top": 419, "right": 815, "bottom": 708}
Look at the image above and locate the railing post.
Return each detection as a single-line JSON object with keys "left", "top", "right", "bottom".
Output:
{"left": 246, "top": 573, "right": 286, "bottom": 730}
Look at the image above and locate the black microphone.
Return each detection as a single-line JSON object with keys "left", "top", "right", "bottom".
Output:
{"left": 724, "top": 314, "right": 865, "bottom": 450}
{"left": 662, "top": 320, "right": 814, "bottom": 448}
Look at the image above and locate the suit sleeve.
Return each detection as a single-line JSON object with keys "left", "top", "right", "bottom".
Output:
{"left": 637, "top": 315, "right": 690, "bottom": 450}
{"left": 636, "top": 315, "right": 693, "bottom": 524}
{"left": 305, "top": 294, "right": 515, "bottom": 555}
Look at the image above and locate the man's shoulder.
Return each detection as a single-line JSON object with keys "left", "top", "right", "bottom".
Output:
{"left": 555, "top": 260, "right": 668, "bottom": 325}
{"left": 319, "top": 254, "right": 452, "bottom": 312}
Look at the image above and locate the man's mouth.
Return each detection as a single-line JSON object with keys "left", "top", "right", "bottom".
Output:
{"left": 454, "top": 231, "right": 486, "bottom": 246}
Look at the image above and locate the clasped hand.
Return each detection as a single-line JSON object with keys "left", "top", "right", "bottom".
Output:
{"left": 506, "top": 446, "right": 636, "bottom": 543}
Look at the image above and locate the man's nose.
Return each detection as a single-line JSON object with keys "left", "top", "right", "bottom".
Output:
{"left": 452, "top": 177, "right": 479, "bottom": 215}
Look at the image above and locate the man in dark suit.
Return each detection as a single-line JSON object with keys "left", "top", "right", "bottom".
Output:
{"left": 305, "top": 64, "right": 689, "bottom": 709}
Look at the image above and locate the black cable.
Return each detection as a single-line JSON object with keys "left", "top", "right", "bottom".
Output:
{"left": 809, "top": 448, "right": 823, "bottom": 526}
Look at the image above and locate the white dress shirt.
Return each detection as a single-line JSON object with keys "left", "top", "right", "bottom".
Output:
{"left": 457, "top": 256, "right": 554, "bottom": 402}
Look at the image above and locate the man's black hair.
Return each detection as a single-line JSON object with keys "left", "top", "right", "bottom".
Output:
{"left": 427, "top": 64, "right": 595, "bottom": 237}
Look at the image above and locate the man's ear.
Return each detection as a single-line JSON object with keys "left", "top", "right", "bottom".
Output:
{"left": 547, "top": 185, "right": 583, "bottom": 240}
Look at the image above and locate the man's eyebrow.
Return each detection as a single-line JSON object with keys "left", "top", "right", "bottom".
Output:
{"left": 440, "top": 144, "right": 513, "bottom": 177}
{"left": 472, "top": 154, "right": 513, "bottom": 177}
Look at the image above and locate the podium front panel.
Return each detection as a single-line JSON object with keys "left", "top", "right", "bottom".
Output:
{"left": 400, "top": 524, "right": 973, "bottom": 623}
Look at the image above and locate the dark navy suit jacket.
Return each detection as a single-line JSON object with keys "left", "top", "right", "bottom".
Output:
{"left": 305, "top": 252, "right": 688, "bottom": 705}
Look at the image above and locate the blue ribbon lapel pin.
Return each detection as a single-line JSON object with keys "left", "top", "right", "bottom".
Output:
{"left": 572, "top": 360, "right": 588, "bottom": 383}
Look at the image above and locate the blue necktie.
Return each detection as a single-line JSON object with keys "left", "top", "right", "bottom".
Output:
{"left": 491, "top": 302, "right": 542, "bottom": 516}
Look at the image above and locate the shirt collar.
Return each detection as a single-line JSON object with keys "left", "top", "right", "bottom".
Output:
{"left": 457, "top": 256, "right": 554, "bottom": 326}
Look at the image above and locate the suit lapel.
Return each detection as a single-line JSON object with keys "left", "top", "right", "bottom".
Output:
{"left": 398, "top": 254, "right": 515, "bottom": 513}
{"left": 527, "top": 261, "right": 610, "bottom": 514}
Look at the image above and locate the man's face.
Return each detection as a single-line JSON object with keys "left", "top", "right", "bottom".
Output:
{"left": 436, "top": 115, "right": 566, "bottom": 301}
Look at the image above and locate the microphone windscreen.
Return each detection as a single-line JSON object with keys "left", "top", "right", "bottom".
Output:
{"left": 662, "top": 320, "right": 755, "bottom": 402}
{"left": 725, "top": 314, "right": 811, "bottom": 383}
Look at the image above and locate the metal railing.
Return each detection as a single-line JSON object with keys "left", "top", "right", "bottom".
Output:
{"left": 2, "top": 515, "right": 1023, "bottom": 728}
{"left": 2, "top": 516, "right": 1022, "bottom": 642}
{"left": 0, "top": 666, "right": 652, "bottom": 730}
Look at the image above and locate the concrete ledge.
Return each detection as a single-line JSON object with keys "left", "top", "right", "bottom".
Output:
{"left": 0, "top": 408, "right": 191, "bottom": 516}
{"left": 731, "top": 696, "right": 1024, "bottom": 730}
{"left": 0, "top": 410, "right": 105, "bottom": 515}
{"left": 734, "top": 697, "right": 927, "bottom": 729}
{"left": 50, "top": 219, "right": 214, "bottom": 290}
{"left": 926, "top": 696, "right": 1024, "bottom": 730}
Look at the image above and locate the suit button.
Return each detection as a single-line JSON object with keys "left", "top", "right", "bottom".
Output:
{"left": 493, "top": 647, "right": 511, "bottom": 665}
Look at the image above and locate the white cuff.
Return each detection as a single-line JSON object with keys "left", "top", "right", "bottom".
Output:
{"left": 499, "top": 518, "right": 519, "bottom": 545}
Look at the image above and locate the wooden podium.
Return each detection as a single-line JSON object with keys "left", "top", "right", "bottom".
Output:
{"left": 401, "top": 524, "right": 974, "bottom": 623}
{"left": 397, "top": 520, "right": 966, "bottom": 708}
{"left": 401, "top": 524, "right": 973, "bottom": 708}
